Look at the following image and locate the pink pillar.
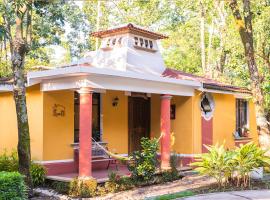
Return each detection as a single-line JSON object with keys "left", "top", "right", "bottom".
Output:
{"left": 78, "top": 88, "right": 93, "bottom": 177}
{"left": 160, "top": 94, "right": 172, "bottom": 170}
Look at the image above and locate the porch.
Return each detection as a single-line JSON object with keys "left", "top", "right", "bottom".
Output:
{"left": 39, "top": 88, "right": 196, "bottom": 181}
{"left": 27, "top": 65, "right": 200, "bottom": 180}
{"left": 46, "top": 163, "right": 130, "bottom": 183}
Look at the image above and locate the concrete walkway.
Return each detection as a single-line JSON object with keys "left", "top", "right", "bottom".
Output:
{"left": 182, "top": 190, "right": 270, "bottom": 200}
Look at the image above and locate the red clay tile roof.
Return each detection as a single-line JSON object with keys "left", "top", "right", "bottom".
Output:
{"left": 91, "top": 23, "right": 168, "bottom": 40}
{"left": 162, "top": 68, "right": 251, "bottom": 94}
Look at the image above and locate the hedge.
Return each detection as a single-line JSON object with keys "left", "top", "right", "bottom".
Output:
{"left": 0, "top": 171, "right": 27, "bottom": 200}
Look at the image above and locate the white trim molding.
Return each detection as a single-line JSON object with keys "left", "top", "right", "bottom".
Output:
{"left": 28, "top": 66, "right": 200, "bottom": 87}
{"left": 40, "top": 75, "right": 197, "bottom": 96}
{"left": 27, "top": 66, "right": 201, "bottom": 97}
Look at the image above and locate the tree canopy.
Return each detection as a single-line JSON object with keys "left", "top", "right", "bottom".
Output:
{"left": 0, "top": 0, "right": 269, "bottom": 115}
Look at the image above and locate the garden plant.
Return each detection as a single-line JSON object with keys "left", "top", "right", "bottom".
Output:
{"left": 0, "top": 171, "right": 27, "bottom": 200}
{"left": 0, "top": 151, "right": 46, "bottom": 187}
{"left": 192, "top": 142, "right": 270, "bottom": 188}
{"left": 56, "top": 137, "right": 183, "bottom": 198}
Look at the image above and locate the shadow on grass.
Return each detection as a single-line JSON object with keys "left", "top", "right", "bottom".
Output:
{"left": 145, "top": 190, "right": 195, "bottom": 200}
{"left": 147, "top": 179, "right": 270, "bottom": 200}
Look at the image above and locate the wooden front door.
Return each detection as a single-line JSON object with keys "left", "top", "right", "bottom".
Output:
{"left": 128, "top": 95, "right": 150, "bottom": 153}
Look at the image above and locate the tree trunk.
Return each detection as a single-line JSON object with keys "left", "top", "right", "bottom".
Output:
{"left": 207, "top": 20, "right": 214, "bottom": 77}
{"left": 200, "top": 0, "right": 207, "bottom": 76}
{"left": 218, "top": 49, "right": 227, "bottom": 74}
{"left": 11, "top": 16, "right": 33, "bottom": 195}
{"left": 229, "top": 0, "right": 270, "bottom": 152}
{"left": 215, "top": 0, "right": 227, "bottom": 76}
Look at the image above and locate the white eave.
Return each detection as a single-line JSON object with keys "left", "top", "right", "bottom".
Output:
{"left": 0, "top": 84, "right": 13, "bottom": 92}
{"left": 27, "top": 66, "right": 201, "bottom": 96}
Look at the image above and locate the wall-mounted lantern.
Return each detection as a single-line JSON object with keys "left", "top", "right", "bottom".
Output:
{"left": 201, "top": 95, "right": 212, "bottom": 114}
{"left": 112, "top": 97, "right": 119, "bottom": 107}
{"left": 200, "top": 93, "right": 215, "bottom": 120}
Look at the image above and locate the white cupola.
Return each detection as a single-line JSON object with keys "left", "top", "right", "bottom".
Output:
{"left": 81, "top": 23, "right": 168, "bottom": 76}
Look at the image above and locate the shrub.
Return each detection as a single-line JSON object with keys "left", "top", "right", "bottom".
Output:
{"left": 30, "top": 163, "right": 46, "bottom": 187}
{"left": 69, "top": 177, "right": 97, "bottom": 198}
{"left": 51, "top": 181, "right": 70, "bottom": 194}
{"left": 0, "top": 151, "right": 18, "bottom": 172}
{"left": 233, "top": 142, "right": 270, "bottom": 187}
{"left": 161, "top": 153, "right": 181, "bottom": 182}
{"left": 104, "top": 181, "right": 119, "bottom": 193}
{"left": 128, "top": 137, "right": 159, "bottom": 183}
{"left": 192, "top": 142, "right": 270, "bottom": 188}
{"left": 96, "top": 186, "right": 107, "bottom": 196}
{"left": 105, "top": 171, "right": 134, "bottom": 192}
{"left": 117, "top": 176, "right": 134, "bottom": 190}
{"left": 0, "top": 171, "right": 27, "bottom": 200}
{"left": 0, "top": 151, "right": 47, "bottom": 187}
{"left": 191, "top": 143, "right": 232, "bottom": 187}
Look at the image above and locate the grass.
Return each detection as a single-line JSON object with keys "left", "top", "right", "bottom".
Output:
{"left": 146, "top": 190, "right": 195, "bottom": 200}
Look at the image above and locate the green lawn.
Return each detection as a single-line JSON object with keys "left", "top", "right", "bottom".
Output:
{"left": 146, "top": 190, "right": 195, "bottom": 200}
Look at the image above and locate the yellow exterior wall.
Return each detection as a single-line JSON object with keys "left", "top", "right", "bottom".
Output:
{"left": 171, "top": 96, "right": 193, "bottom": 154}
{"left": 0, "top": 92, "right": 18, "bottom": 153}
{"left": 27, "top": 85, "right": 44, "bottom": 160}
{"left": 0, "top": 86, "right": 258, "bottom": 161}
{"left": 192, "top": 91, "right": 202, "bottom": 154}
{"left": 150, "top": 94, "right": 194, "bottom": 154}
{"left": 211, "top": 93, "right": 257, "bottom": 149}
{"left": 0, "top": 85, "right": 44, "bottom": 160}
{"left": 102, "top": 91, "right": 128, "bottom": 154}
{"left": 43, "top": 90, "right": 74, "bottom": 160}
{"left": 150, "top": 94, "right": 160, "bottom": 139}
{"left": 212, "top": 93, "right": 236, "bottom": 149}
{"left": 248, "top": 100, "right": 258, "bottom": 143}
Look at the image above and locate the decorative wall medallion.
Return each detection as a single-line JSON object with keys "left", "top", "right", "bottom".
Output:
{"left": 53, "top": 104, "right": 65, "bottom": 117}
{"left": 200, "top": 93, "right": 215, "bottom": 120}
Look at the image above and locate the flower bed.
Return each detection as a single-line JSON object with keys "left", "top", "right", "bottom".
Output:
{"left": 42, "top": 138, "right": 184, "bottom": 198}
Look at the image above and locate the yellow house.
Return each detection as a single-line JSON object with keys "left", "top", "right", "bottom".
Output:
{"left": 0, "top": 24, "right": 257, "bottom": 180}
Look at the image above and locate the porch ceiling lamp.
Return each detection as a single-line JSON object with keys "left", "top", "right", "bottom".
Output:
{"left": 112, "top": 97, "right": 119, "bottom": 107}
{"left": 201, "top": 95, "right": 212, "bottom": 114}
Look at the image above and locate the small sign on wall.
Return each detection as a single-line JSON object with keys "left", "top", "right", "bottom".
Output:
{"left": 170, "top": 104, "right": 176, "bottom": 120}
{"left": 53, "top": 104, "right": 65, "bottom": 117}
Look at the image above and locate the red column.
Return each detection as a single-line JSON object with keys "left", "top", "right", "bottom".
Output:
{"left": 78, "top": 88, "right": 93, "bottom": 177}
{"left": 160, "top": 94, "right": 172, "bottom": 170}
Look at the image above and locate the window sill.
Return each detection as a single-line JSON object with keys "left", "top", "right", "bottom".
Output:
{"left": 234, "top": 137, "right": 252, "bottom": 141}
{"left": 133, "top": 45, "right": 157, "bottom": 52}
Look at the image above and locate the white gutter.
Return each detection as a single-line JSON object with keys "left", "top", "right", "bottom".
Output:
{"left": 199, "top": 87, "right": 252, "bottom": 97}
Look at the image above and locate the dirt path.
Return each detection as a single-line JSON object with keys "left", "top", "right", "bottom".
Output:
{"left": 93, "top": 175, "right": 214, "bottom": 200}
{"left": 32, "top": 175, "right": 215, "bottom": 200}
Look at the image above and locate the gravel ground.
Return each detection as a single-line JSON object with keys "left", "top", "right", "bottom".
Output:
{"left": 32, "top": 175, "right": 214, "bottom": 200}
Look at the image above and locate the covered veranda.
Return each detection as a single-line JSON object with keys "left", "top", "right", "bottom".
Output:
{"left": 28, "top": 66, "right": 200, "bottom": 181}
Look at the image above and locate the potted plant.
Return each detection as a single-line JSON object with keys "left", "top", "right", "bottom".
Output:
{"left": 241, "top": 125, "right": 250, "bottom": 137}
